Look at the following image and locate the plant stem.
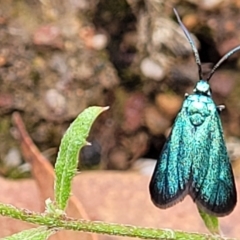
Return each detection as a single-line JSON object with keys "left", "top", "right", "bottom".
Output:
{"left": 0, "top": 203, "right": 235, "bottom": 240}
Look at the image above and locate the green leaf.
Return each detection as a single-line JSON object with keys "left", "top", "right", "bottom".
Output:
{"left": 54, "top": 106, "right": 109, "bottom": 210}
{"left": 2, "top": 227, "right": 57, "bottom": 240}
{"left": 198, "top": 208, "right": 220, "bottom": 234}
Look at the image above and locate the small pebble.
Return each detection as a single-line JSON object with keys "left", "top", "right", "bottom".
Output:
{"left": 33, "top": 25, "right": 63, "bottom": 49}
{"left": 71, "top": 0, "right": 90, "bottom": 10}
{"left": 45, "top": 89, "right": 66, "bottom": 115}
{"left": 3, "top": 148, "right": 22, "bottom": 168}
{"left": 200, "top": 0, "right": 224, "bottom": 10}
{"left": 80, "top": 140, "right": 101, "bottom": 166}
{"left": 122, "top": 93, "right": 146, "bottom": 133}
{"left": 91, "top": 34, "right": 108, "bottom": 50}
{"left": 60, "top": 17, "right": 80, "bottom": 38}
{"left": 187, "top": 0, "right": 223, "bottom": 9}
{"left": 49, "top": 54, "right": 68, "bottom": 74}
{"left": 144, "top": 105, "right": 171, "bottom": 135}
{"left": 0, "top": 56, "right": 7, "bottom": 67}
{"left": 155, "top": 93, "right": 182, "bottom": 119}
{"left": 140, "top": 58, "right": 165, "bottom": 81}
{"left": 182, "top": 14, "right": 199, "bottom": 29}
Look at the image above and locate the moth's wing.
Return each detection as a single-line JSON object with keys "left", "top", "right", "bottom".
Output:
{"left": 190, "top": 111, "right": 237, "bottom": 216}
{"left": 149, "top": 106, "right": 192, "bottom": 208}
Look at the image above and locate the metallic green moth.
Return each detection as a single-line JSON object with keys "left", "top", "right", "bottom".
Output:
{"left": 149, "top": 9, "right": 239, "bottom": 216}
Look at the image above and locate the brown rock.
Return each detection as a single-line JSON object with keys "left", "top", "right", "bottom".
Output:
{"left": 79, "top": 26, "right": 108, "bottom": 50}
{"left": 121, "top": 93, "right": 146, "bottom": 134}
{"left": 44, "top": 89, "right": 67, "bottom": 116}
{"left": 33, "top": 25, "right": 64, "bottom": 49}
{"left": 155, "top": 93, "right": 182, "bottom": 119}
{"left": 144, "top": 105, "right": 171, "bottom": 135}
{"left": 182, "top": 14, "right": 199, "bottom": 30}
{"left": 0, "top": 55, "right": 7, "bottom": 67}
{"left": 140, "top": 58, "right": 165, "bottom": 81}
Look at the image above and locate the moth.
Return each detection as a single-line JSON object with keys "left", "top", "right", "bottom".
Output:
{"left": 149, "top": 9, "right": 239, "bottom": 216}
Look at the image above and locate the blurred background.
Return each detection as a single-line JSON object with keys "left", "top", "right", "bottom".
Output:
{"left": 0, "top": 0, "right": 240, "bottom": 239}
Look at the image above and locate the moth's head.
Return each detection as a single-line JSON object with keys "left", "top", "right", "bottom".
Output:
{"left": 193, "top": 80, "right": 211, "bottom": 96}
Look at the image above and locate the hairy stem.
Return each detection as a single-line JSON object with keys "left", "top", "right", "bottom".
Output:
{"left": 0, "top": 203, "right": 234, "bottom": 240}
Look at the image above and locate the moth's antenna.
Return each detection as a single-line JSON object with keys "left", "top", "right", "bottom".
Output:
{"left": 206, "top": 45, "right": 240, "bottom": 81}
{"left": 173, "top": 8, "right": 203, "bottom": 80}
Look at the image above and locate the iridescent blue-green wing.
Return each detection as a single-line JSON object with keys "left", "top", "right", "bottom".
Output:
{"left": 149, "top": 106, "right": 192, "bottom": 208}
{"left": 190, "top": 111, "right": 237, "bottom": 216}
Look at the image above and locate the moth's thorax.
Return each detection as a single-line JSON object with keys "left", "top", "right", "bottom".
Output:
{"left": 184, "top": 81, "right": 215, "bottom": 126}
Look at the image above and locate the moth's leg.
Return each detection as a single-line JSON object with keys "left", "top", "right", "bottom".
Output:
{"left": 217, "top": 105, "right": 225, "bottom": 113}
